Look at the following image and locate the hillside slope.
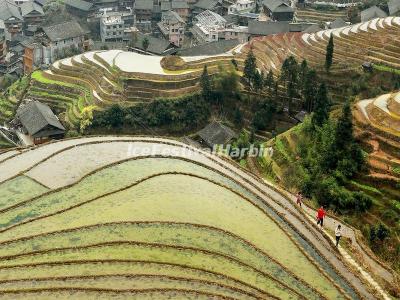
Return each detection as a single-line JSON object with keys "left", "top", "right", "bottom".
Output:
{"left": 255, "top": 94, "right": 400, "bottom": 283}
{"left": 0, "top": 137, "right": 382, "bottom": 299}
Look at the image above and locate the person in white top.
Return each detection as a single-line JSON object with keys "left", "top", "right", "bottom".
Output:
{"left": 335, "top": 224, "right": 342, "bottom": 247}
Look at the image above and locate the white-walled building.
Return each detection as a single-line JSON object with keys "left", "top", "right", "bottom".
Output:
{"left": 100, "top": 14, "right": 124, "bottom": 42}
{"left": 158, "top": 10, "right": 185, "bottom": 47}
{"left": 192, "top": 9, "right": 250, "bottom": 44}
{"left": 191, "top": 10, "right": 227, "bottom": 43}
{"left": 99, "top": 10, "right": 135, "bottom": 42}
{"left": 228, "top": 0, "right": 256, "bottom": 14}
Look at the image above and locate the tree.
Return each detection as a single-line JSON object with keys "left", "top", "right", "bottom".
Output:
{"left": 243, "top": 49, "right": 257, "bottom": 88}
{"left": 142, "top": 37, "right": 150, "bottom": 51}
{"left": 80, "top": 105, "right": 96, "bottom": 133}
{"left": 280, "top": 56, "right": 299, "bottom": 113}
{"left": 200, "top": 65, "right": 212, "bottom": 101}
{"left": 335, "top": 101, "right": 354, "bottom": 148}
{"left": 312, "top": 83, "right": 330, "bottom": 127}
{"left": 299, "top": 59, "right": 308, "bottom": 84}
{"left": 333, "top": 101, "right": 364, "bottom": 177}
{"left": 253, "top": 70, "right": 263, "bottom": 92}
{"left": 234, "top": 107, "right": 243, "bottom": 126}
{"left": 264, "top": 70, "right": 274, "bottom": 93}
{"left": 303, "top": 69, "right": 318, "bottom": 112}
{"left": 214, "top": 64, "right": 239, "bottom": 101}
{"left": 325, "top": 34, "right": 334, "bottom": 72}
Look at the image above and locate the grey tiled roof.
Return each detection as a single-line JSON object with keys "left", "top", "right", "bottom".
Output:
{"left": 0, "top": 0, "right": 23, "bottom": 21}
{"left": 17, "top": 101, "right": 65, "bottom": 138}
{"left": 172, "top": 0, "right": 189, "bottom": 9}
{"left": 130, "top": 33, "right": 176, "bottom": 55}
{"left": 263, "top": 0, "right": 293, "bottom": 13}
{"left": 360, "top": 6, "right": 387, "bottom": 22}
{"left": 248, "top": 20, "right": 289, "bottom": 35}
{"left": 163, "top": 10, "right": 185, "bottom": 23}
{"left": 63, "top": 0, "right": 93, "bottom": 11}
{"left": 388, "top": 0, "right": 400, "bottom": 15}
{"left": 43, "top": 21, "right": 86, "bottom": 41}
{"left": 198, "top": 121, "right": 236, "bottom": 147}
{"left": 303, "top": 24, "right": 321, "bottom": 32}
{"left": 160, "top": 0, "right": 171, "bottom": 11}
{"left": 329, "top": 17, "right": 347, "bottom": 29}
{"left": 135, "top": 0, "right": 153, "bottom": 10}
{"left": 194, "top": 0, "right": 220, "bottom": 10}
{"left": 20, "top": 1, "right": 44, "bottom": 17}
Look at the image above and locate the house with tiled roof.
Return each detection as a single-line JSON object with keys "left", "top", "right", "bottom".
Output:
{"left": 158, "top": 10, "right": 186, "bottom": 47}
{"left": 135, "top": 0, "right": 153, "bottom": 25}
{"left": 15, "top": 100, "right": 65, "bottom": 145}
{"left": 262, "top": 0, "right": 294, "bottom": 21}
{"left": 360, "top": 6, "right": 387, "bottom": 22}
{"left": 129, "top": 32, "right": 177, "bottom": 55}
{"left": 0, "top": 0, "right": 23, "bottom": 36}
{"left": 193, "top": 0, "right": 223, "bottom": 15}
{"left": 64, "top": 0, "right": 93, "bottom": 16}
{"left": 388, "top": 0, "right": 400, "bottom": 15}
{"left": 20, "top": 0, "right": 44, "bottom": 26}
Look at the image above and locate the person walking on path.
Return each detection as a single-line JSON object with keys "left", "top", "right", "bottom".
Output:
{"left": 296, "top": 192, "right": 303, "bottom": 207}
{"left": 316, "top": 206, "right": 326, "bottom": 227}
{"left": 335, "top": 224, "right": 342, "bottom": 247}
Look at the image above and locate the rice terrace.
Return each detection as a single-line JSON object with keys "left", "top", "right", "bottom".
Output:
{"left": 0, "top": 137, "right": 392, "bottom": 299}
{"left": 0, "top": 0, "right": 400, "bottom": 298}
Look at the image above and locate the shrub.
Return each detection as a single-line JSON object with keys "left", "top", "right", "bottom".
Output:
{"left": 370, "top": 223, "right": 390, "bottom": 243}
{"left": 352, "top": 191, "right": 372, "bottom": 212}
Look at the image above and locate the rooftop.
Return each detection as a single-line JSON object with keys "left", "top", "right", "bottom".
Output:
{"left": 130, "top": 33, "right": 176, "bottom": 55}
{"left": 20, "top": 0, "right": 44, "bottom": 17}
{"left": 102, "top": 15, "right": 123, "bottom": 25}
{"left": 135, "top": 0, "right": 153, "bottom": 10}
{"left": 194, "top": 0, "right": 220, "bottom": 10}
{"left": 16, "top": 101, "right": 65, "bottom": 138}
{"left": 63, "top": 0, "right": 93, "bottom": 12}
{"left": 43, "top": 21, "right": 87, "bottom": 42}
{"left": 262, "top": 0, "right": 293, "bottom": 13}
{"left": 329, "top": 17, "right": 347, "bottom": 29}
{"left": 361, "top": 6, "right": 387, "bottom": 22}
{"left": 388, "top": 0, "right": 400, "bottom": 15}
{"left": 0, "top": 0, "right": 23, "bottom": 21}
{"left": 198, "top": 121, "right": 236, "bottom": 147}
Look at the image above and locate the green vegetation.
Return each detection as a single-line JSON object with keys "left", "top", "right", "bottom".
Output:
{"left": 89, "top": 94, "right": 209, "bottom": 133}
{"left": 0, "top": 176, "right": 48, "bottom": 210}
{"left": 325, "top": 35, "right": 334, "bottom": 72}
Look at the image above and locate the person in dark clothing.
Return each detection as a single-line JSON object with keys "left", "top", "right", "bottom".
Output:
{"left": 335, "top": 224, "right": 342, "bottom": 247}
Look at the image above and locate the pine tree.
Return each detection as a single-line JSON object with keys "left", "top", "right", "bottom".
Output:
{"left": 300, "top": 59, "right": 308, "bottom": 84}
{"left": 264, "top": 70, "right": 274, "bottom": 93}
{"left": 253, "top": 71, "right": 263, "bottom": 91}
{"left": 200, "top": 65, "right": 212, "bottom": 101}
{"left": 325, "top": 35, "right": 334, "bottom": 72}
{"left": 335, "top": 101, "right": 354, "bottom": 149}
{"left": 243, "top": 50, "right": 257, "bottom": 88}
{"left": 234, "top": 107, "right": 243, "bottom": 126}
{"left": 303, "top": 69, "right": 318, "bottom": 112}
{"left": 312, "top": 83, "right": 330, "bottom": 127}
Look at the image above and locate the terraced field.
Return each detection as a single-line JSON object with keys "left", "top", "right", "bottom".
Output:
{"left": 296, "top": 8, "right": 348, "bottom": 23}
{"left": 24, "top": 17, "right": 400, "bottom": 130}
{"left": 354, "top": 90, "right": 400, "bottom": 194}
{"left": 241, "top": 16, "right": 400, "bottom": 74}
{"left": 0, "top": 137, "right": 380, "bottom": 299}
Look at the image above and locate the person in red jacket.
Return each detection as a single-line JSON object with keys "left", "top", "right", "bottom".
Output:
{"left": 316, "top": 206, "right": 326, "bottom": 227}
